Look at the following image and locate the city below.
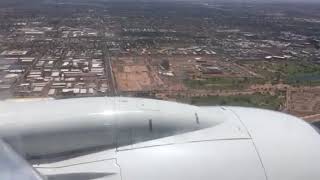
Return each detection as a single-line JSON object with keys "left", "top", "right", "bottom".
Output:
{"left": 0, "top": 0, "right": 320, "bottom": 121}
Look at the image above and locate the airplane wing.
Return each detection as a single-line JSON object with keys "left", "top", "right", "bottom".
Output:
{"left": 0, "top": 139, "right": 43, "bottom": 180}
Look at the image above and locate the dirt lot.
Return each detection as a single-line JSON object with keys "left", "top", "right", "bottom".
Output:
{"left": 115, "top": 65, "right": 152, "bottom": 91}
{"left": 286, "top": 87, "right": 320, "bottom": 118}
{"left": 112, "top": 55, "right": 258, "bottom": 97}
{"left": 113, "top": 56, "right": 164, "bottom": 92}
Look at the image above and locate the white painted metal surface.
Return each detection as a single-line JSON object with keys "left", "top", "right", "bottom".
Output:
{"left": 229, "top": 107, "right": 320, "bottom": 180}
{"left": 0, "top": 97, "right": 319, "bottom": 180}
{"left": 117, "top": 140, "right": 266, "bottom": 180}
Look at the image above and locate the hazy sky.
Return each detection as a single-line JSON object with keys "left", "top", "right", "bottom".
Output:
{"left": 129, "top": 0, "right": 319, "bottom": 2}
{"left": 198, "top": 0, "right": 320, "bottom": 2}
{"left": 35, "top": 0, "right": 319, "bottom": 4}
{"left": 67, "top": 0, "right": 320, "bottom": 2}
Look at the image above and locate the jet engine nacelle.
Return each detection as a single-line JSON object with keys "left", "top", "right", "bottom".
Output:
{"left": 0, "top": 97, "right": 222, "bottom": 158}
{"left": 0, "top": 97, "right": 319, "bottom": 180}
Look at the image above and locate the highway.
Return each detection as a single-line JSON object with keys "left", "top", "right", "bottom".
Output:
{"left": 103, "top": 43, "right": 117, "bottom": 96}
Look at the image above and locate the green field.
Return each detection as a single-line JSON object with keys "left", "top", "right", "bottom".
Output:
{"left": 243, "top": 60, "right": 320, "bottom": 86}
{"left": 184, "top": 77, "right": 265, "bottom": 90}
{"left": 186, "top": 61, "right": 320, "bottom": 90}
{"left": 189, "top": 93, "right": 284, "bottom": 110}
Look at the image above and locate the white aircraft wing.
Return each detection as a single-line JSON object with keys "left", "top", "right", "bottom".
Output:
{"left": 0, "top": 139, "right": 43, "bottom": 180}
